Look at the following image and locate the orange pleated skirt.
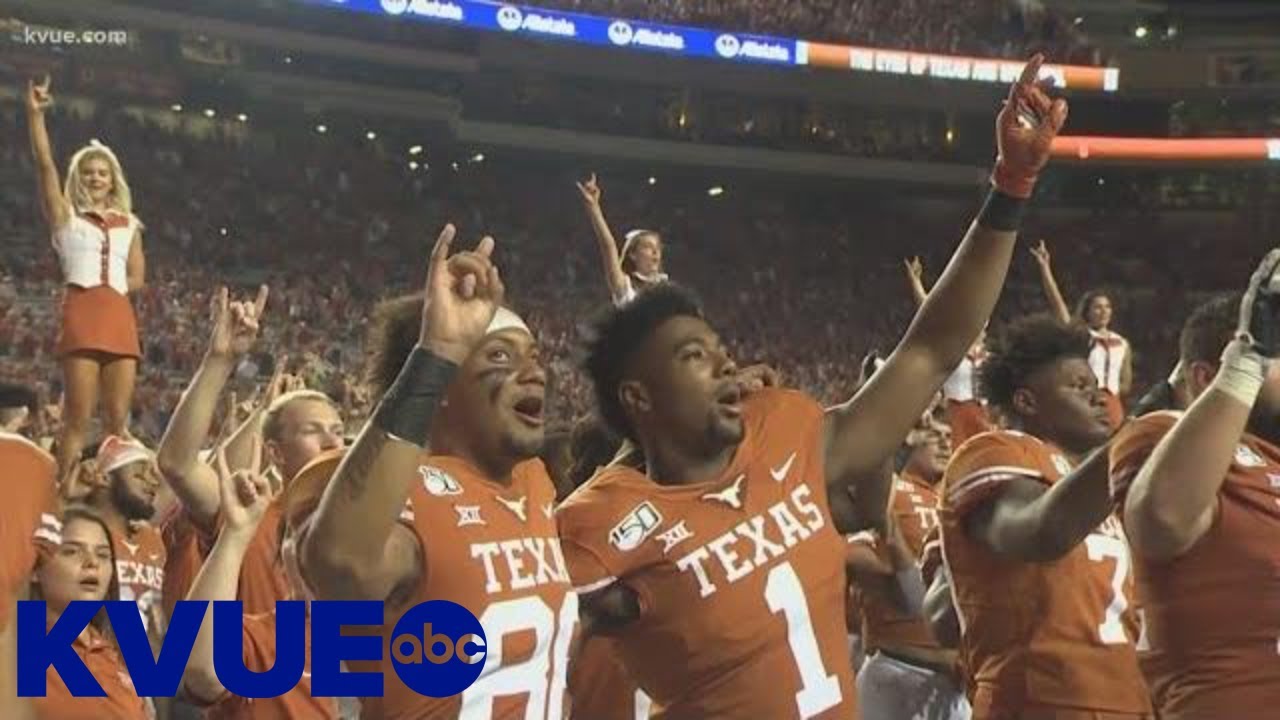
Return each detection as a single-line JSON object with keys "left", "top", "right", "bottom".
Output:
{"left": 56, "top": 284, "right": 140, "bottom": 360}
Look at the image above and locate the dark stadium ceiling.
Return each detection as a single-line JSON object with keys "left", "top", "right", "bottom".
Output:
{"left": 1045, "top": 0, "right": 1280, "bottom": 48}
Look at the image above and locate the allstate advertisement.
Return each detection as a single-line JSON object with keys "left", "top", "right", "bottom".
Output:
{"left": 309, "top": 0, "right": 798, "bottom": 66}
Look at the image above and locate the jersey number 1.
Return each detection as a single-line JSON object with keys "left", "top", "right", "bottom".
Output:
{"left": 765, "top": 562, "right": 842, "bottom": 718}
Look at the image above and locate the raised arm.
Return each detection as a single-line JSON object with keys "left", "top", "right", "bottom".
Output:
{"left": 1123, "top": 253, "right": 1280, "bottom": 561}
{"left": 157, "top": 286, "right": 269, "bottom": 523}
{"left": 969, "top": 444, "right": 1113, "bottom": 562}
{"left": 575, "top": 174, "right": 630, "bottom": 303}
{"left": 219, "top": 361, "right": 299, "bottom": 476}
{"left": 1029, "top": 240, "right": 1072, "bottom": 324}
{"left": 903, "top": 256, "right": 928, "bottom": 307}
{"left": 182, "top": 440, "right": 273, "bottom": 704}
{"left": 301, "top": 225, "right": 502, "bottom": 602}
{"left": 126, "top": 230, "right": 145, "bottom": 292}
{"left": 824, "top": 56, "right": 1068, "bottom": 532}
{"left": 25, "top": 77, "right": 69, "bottom": 231}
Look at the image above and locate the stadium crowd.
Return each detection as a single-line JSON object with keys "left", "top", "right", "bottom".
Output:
{"left": 0, "top": 96, "right": 1256, "bottom": 448}
{"left": 532, "top": 0, "right": 1098, "bottom": 63}
{"left": 5, "top": 53, "right": 1280, "bottom": 720}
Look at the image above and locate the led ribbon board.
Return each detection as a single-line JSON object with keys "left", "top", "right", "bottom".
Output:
{"left": 300, "top": 0, "right": 1119, "bottom": 91}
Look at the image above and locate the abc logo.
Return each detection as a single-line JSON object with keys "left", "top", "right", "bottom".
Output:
{"left": 496, "top": 5, "right": 523, "bottom": 32}
{"left": 608, "top": 20, "right": 634, "bottom": 46}
{"left": 380, "top": 0, "right": 410, "bottom": 15}
{"left": 714, "top": 33, "right": 741, "bottom": 59}
{"left": 390, "top": 600, "right": 488, "bottom": 698}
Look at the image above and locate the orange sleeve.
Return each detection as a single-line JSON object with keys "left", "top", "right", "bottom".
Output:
{"left": 0, "top": 439, "right": 56, "bottom": 631}
{"left": 1108, "top": 412, "right": 1178, "bottom": 509}
{"left": 555, "top": 499, "right": 626, "bottom": 595}
{"left": 943, "top": 433, "right": 1046, "bottom": 521}
{"left": 554, "top": 477, "right": 653, "bottom": 596}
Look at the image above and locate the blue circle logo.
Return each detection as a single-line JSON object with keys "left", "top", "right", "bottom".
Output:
{"left": 389, "top": 600, "right": 487, "bottom": 698}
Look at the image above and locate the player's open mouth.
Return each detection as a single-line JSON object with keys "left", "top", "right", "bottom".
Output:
{"left": 513, "top": 396, "right": 545, "bottom": 426}
{"left": 715, "top": 385, "right": 743, "bottom": 418}
{"left": 79, "top": 577, "right": 102, "bottom": 592}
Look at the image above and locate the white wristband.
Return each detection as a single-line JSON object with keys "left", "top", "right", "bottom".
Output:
{"left": 1212, "top": 340, "right": 1267, "bottom": 408}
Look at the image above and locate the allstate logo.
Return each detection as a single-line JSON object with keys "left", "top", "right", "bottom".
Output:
{"left": 380, "top": 0, "right": 410, "bottom": 15}
{"left": 390, "top": 600, "right": 487, "bottom": 698}
{"left": 714, "top": 33, "right": 741, "bottom": 59}
{"left": 608, "top": 20, "right": 634, "bottom": 46}
{"left": 496, "top": 5, "right": 523, "bottom": 32}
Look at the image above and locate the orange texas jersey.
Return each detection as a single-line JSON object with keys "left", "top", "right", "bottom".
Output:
{"left": 556, "top": 388, "right": 853, "bottom": 720}
{"left": 855, "top": 473, "right": 944, "bottom": 654}
{"left": 288, "top": 452, "right": 575, "bottom": 720}
{"left": 109, "top": 521, "right": 166, "bottom": 632}
{"left": 0, "top": 432, "right": 57, "bottom": 631}
{"left": 1110, "top": 411, "right": 1280, "bottom": 719}
{"left": 940, "top": 430, "right": 1150, "bottom": 718}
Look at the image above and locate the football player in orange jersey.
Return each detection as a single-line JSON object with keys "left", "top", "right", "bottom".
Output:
{"left": 853, "top": 425, "right": 970, "bottom": 720}
{"left": 297, "top": 225, "right": 577, "bottom": 719}
{"left": 1110, "top": 251, "right": 1280, "bottom": 719}
{"left": 939, "top": 315, "right": 1152, "bottom": 720}
{"left": 557, "top": 55, "right": 1068, "bottom": 720}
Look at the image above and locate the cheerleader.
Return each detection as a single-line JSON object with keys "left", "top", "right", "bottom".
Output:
{"left": 26, "top": 76, "right": 145, "bottom": 485}
{"left": 575, "top": 173, "right": 669, "bottom": 306}
{"left": 1030, "top": 240, "right": 1131, "bottom": 430}
{"left": 904, "top": 256, "right": 992, "bottom": 445}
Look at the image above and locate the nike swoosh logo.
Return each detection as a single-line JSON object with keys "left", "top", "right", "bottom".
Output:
{"left": 770, "top": 452, "right": 797, "bottom": 482}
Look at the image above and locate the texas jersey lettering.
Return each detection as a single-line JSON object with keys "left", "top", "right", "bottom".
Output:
{"left": 112, "top": 522, "right": 165, "bottom": 631}
{"left": 940, "top": 430, "right": 1151, "bottom": 718}
{"left": 854, "top": 473, "right": 943, "bottom": 654}
{"left": 556, "top": 389, "right": 853, "bottom": 719}
{"left": 289, "top": 453, "right": 576, "bottom": 720}
{"left": 1111, "top": 411, "right": 1280, "bottom": 719}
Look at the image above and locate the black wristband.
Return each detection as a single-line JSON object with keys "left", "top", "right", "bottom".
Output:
{"left": 976, "top": 189, "right": 1026, "bottom": 232}
{"left": 371, "top": 347, "right": 459, "bottom": 447}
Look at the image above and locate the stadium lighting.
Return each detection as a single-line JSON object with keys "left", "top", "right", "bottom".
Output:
{"left": 316, "top": 124, "right": 327, "bottom": 134}
{"left": 237, "top": 113, "right": 248, "bottom": 123}
{"left": 451, "top": 162, "right": 460, "bottom": 171}
{"left": 945, "top": 128, "right": 955, "bottom": 144}
{"left": 284, "top": 55, "right": 293, "bottom": 64}
{"left": 1134, "top": 25, "right": 1149, "bottom": 39}
{"left": 366, "top": 131, "right": 377, "bottom": 140}
{"left": 219, "top": 227, "right": 228, "bottom": 236}
{"left": 170, "top": 104, "right": 183, "bottom": 112}
{"left": 708, "top": 186, "right": 725, "bottom": 197}
{"left": 409, "top": 145, "right": 423, "bottom": 155}
{"left": 1074, "top": 17, "right": 1083, "bottom": 26}
{"left": 472, "top": 153, "right": 485, "bottom": 163}
{"left": 203, "top": 108, "right": 216, "bottom": 118}
{"left": 409, "top": 161, "right": 419, "bottom": 170}
{"left": 648, "top": 176, "right": 657, "bottom": 186}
